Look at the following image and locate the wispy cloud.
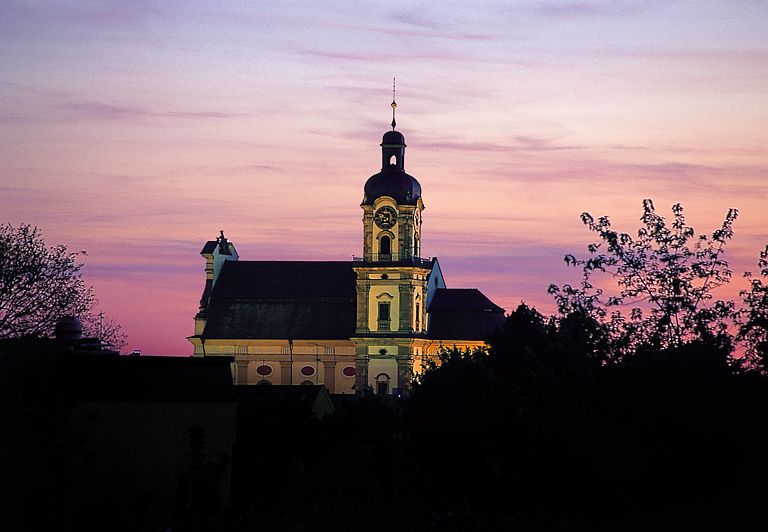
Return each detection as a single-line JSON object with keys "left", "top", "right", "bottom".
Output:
{"left": 417, "top": 135, "right": 583, "bottom": 153}
{"left": 54, "top": 101, "right": 249, "bottom": 121}
{"left": 536, "top": 1, "right": 648, "bottom": 18}
{"left": 296, "top": 49, "right": 468, "bottom": 63}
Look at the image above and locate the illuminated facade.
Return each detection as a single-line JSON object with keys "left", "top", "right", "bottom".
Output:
{"left": 188, "top": 123, "right": 504, "bottom": 395}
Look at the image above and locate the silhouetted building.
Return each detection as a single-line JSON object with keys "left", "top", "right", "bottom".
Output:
{"left": 189, "top": 113, "right": 504, "bottom": 395}
{"left": 0, "top": 339, "right": 238, "bottom": 530}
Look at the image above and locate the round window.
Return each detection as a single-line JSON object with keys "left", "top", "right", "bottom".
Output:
{"left": 342, "top": 366, "right": 356, "bottom": 377}
{"left": 256, "top": 364, "right": 272, "bottom": 376}
{"left": 300, "top": 366, "right": 315, "bottom": 376}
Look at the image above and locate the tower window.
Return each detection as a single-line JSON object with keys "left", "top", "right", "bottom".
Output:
{"left": 389, "top": 155, "right": 397, "bottom": 165}
{"left": 378, "top": 302, "right": 390, "bottom": 321}
{"left": 380, "top": 235, "right": 391, "bottom": 256}
{"left": 415, "top": 302, "right": 420, "bottom": 331}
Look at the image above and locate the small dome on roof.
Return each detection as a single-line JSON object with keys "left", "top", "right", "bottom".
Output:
{"left": 55, "top": 315, "right": 83, "bottom": 341}
{"left": 381, "top": 130, "right": 405, "bottom": 146}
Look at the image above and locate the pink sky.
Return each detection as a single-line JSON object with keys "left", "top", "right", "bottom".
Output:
{"left": 2, "top": 1, "right": 767, "bottom": 355}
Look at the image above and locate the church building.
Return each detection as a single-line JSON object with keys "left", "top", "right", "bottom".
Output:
{"left": 188, "top": 104, "right": 504, "bottom": 395}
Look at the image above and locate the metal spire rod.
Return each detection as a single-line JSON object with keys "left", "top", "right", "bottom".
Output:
{"left": 391, "top": 77, "right": 397, "bottom": 131}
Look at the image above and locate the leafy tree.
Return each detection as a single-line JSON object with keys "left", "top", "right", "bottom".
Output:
{"left": 739, "top": 244, "right": 768, "bottom": 372}
{"left": 549, "top": 199, "right": 738, "bottom": 354}
{"left": 0, "top": 223, "right": 125, "bottom": 349}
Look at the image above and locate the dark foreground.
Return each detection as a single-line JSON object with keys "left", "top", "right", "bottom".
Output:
{"left": 3, "top": 314, "right": 768, "bottom": 532}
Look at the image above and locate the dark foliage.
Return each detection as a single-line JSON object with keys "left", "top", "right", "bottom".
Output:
{"left": 4, "top": 320, "right": 768, "bottom": 531}
{"left": 0, "top": 223, "right": 126, "bottom": 349}
{"left": 548, "top": 200, "right": 738, "bottom": 355}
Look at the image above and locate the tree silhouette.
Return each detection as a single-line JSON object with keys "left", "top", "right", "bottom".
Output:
{"left": 740, "top": 244, "right": 768, "bottom": 372}
{"left": 0, "top": 222, "right": 125, "bottom": 349}
{"left": 549, "top": 199, "right": 738, "bottom": 355}
{"left": 0, "top": 223, "right": 92, "bottom": 338}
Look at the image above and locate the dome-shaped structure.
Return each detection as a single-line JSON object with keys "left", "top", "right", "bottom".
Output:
{"left": 363, "top": 167, "right": 422, "bottom": 206}
{"left": 362, "top": 131, "right": 422, "bottom": 206}
{"left": 55, "top": 315, "right": 83, "bottom": 341}
{"left": 381, "top": 130, "right": 405, "bottom": 145}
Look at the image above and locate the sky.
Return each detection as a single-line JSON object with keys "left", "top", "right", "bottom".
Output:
{"left": 1, "top": 0, "right": 767, "bottom": 355}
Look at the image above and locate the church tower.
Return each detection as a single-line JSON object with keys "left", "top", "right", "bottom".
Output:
{"left": 352, "top": 96, "right": 433, "bottom": 396}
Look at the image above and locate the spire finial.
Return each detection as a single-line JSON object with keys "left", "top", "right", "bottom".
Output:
{"left": 391, "top": 77, "right": 397, "bottom": 131}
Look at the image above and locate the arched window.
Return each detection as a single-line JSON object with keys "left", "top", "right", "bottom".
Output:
{"left": 414, "top": 235, "right": 420, "bottom": 257}
{"left": 380, "top": 235, "right": 391, "bottom": 256}
{"left": 389, "top": 154, "right": 397, "bottom": 165}
{"left": 376, "top": 373, "right": 390, "bottom": 395}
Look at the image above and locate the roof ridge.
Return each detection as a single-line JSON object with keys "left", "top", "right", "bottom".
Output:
{"left": 232, "top": 260, "right": 354, "bottom": 264}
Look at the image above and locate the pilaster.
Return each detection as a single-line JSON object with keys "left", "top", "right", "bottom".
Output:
{"left": 235, "top": 360, "right": 249, "bottom": 385}
{"left": 354, "top": 351, "right": 369, "bottom": 396}
{"left": 363, "top": 209, "right": 374, "bottom": 260}
{"left": 279, "top": 360, "right": 292, "bottom": 385}
{"left": 355, "top": 282, "right": 370, "bottom": 333}
{"left": 398, "top": 284, "right": 414, "bottom": 333}
{"left": 396, "top": 355, "right": 413, "bottom": 396}
{"left": 323, "top": 361, "right": 337, "bottom": 392}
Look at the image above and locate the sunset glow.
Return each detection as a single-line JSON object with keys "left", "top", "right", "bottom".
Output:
{"left": 2, "top": 1, "right": 766, "bottom": 354}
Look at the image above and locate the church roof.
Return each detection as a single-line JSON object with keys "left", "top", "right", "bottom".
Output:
{"left": 427, "top": 288, "right": 505, "bottom": 341}
{"left": 204, "top": 299, "right": 356, "bottom": 340}
{"left": 211, "top": 261, "right": 356, "bottom": 299}
{"left": 203, "top": 261, "right": 357, "bottom": 340}
{"left": 200, "top": 240, "right": 218, "bottom": 254}
{"left": 200, "top": 262, "right": 504, "bottom": 342}
{"left": 363, "top": 166, "right": 422, "bottom": 206}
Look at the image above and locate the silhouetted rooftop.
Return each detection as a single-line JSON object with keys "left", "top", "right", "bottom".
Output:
{"left": 201, "top": 240, "right": 218, "bottom": 254}
{"left": 59, "top": 355, "right": 235, "bottom": 401}
{"left": 427, "top": 288, "right": 505, "bottom": 341}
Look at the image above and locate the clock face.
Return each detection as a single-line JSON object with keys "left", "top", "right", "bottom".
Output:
{"left": 374, "top": 206, "right": 397, "bottom": 229}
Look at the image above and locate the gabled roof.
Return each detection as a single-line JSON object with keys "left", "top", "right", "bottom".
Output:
{"left": 427, "top": 288, "right": 505, "bottom": 341}
{"left": 200, "top": 240, "right": 218, "bottom": 254}
{"left": 211, "top": 261, "right": 356, "bottom": 300}
{"left": 203, "top": 261, "right": 356, "bottom": 339}
{"left": 201, "top": 261, "right": 505, "bottom": 342}
{"left": 428, "top": 288, "right": 503, "bottom": 313}
{"left": 203, "top": 298, "right": 356, "bottom": 339}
